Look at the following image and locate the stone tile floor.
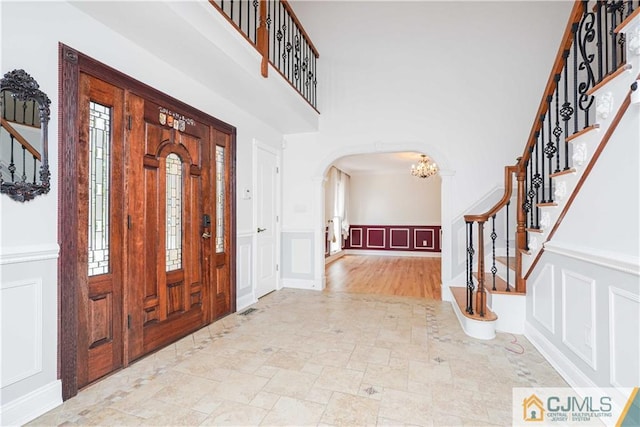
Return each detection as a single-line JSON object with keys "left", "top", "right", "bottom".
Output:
{"left": 29, "top": 289, "right": 567, "bottom": 426}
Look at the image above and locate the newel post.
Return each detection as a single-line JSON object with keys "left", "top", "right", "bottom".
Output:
{"left": 257, "top": 0, "right": 269, "bottom": 77}
{"left": 475, "top": 221, "right": 487, "bottom": 317}
{"left": 515, "top": 164, "right": 527, "bottom": 293}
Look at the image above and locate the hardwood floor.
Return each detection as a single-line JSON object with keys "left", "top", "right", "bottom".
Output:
{"left": 324, "top": 255, "right": 442, "bottom": 300}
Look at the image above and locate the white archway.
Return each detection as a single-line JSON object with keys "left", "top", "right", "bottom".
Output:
{"left": 310, "top": 141, "right": 457, "bottom": 297}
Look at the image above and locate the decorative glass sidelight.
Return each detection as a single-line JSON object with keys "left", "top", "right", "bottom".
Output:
{"left": 88, "top": 101, "right": 111, "bottom": 276}
{"left": 215, "top": 145, "right": 225, "bottom": 253}
{"left": 166, "top": 153, "right": 183, "bottom": 271}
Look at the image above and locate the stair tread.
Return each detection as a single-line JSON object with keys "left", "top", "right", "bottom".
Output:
{"left": 495, "top": 256, "right": 516, "bottom": 270}
{"left": 473, "top": 272, "right": 525, "bottom": 295}
{"left": 450, "top": 287, "right": 497, "bottom": 321}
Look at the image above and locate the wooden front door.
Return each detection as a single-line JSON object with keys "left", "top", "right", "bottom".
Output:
{"left": 72, "top": 65, "right": 235, "bottom": 391}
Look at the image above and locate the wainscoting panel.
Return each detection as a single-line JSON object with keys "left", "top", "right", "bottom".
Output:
{"left": 608, "top": 286, "right": 640, "bottom": 387}
{"left": 237, "top": 235, "right": 252, "bottom": 292}
{"left": 561, "top": 269, "right": 597, "bottom": 370}
{"left": 0, "top": 279, "right": 43, "bottom": 387}
{"left": 345, "top": 225, "right": 441, "bottom": 253}
{"left": 531, "top": 264, "right": 555, "bottom": 334}
{"left": 282, "top": 231, "right": 315, "bottom": 279}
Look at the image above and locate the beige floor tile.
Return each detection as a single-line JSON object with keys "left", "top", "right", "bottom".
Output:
{"left": 363, "top": 363, "right": 409, "bottom": 391}
{"left": 263, "top": 368, "right": 318, "bottom": 399}
{"left": 320, "top": 391, "right": 380, "bottom": 426}
{"left": 350, "top": 344, "right": 391, "bottom": 365}
{"left": 209, "top": 370, "right": 270, "bottom": 404}
{"left": 314, "top": 365, "right": 365, "bottom": 395}
{"left": 27, "top": 289, "right": 568, "bottom": 427}
{"left": 200, "top": 400, "right": 268, "bottom": 426}
{"left": 260, "top": 396, "right": 326, "bottom": 426}
{"left": 378, "top": 388, "right": 434, "bottom": 426}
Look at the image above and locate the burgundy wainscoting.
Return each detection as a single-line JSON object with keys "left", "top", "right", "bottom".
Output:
{"left": 345, "top": 225, "right": 441, "bottom": 252}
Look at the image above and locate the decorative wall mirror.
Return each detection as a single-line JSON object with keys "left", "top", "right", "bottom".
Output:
{"left": 0, "top": 69, "right": 51, "bottom": 201}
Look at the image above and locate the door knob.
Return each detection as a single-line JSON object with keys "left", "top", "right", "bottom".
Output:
{"left": 257, "top": 227, "right": 267, "bottom": 233}
{"left": 202, "top": 232, "right": 212, "bottom": 239}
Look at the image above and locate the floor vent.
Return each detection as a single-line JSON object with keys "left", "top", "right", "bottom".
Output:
{"left": 239, "top": 308, "right": 257, "bottom": 316}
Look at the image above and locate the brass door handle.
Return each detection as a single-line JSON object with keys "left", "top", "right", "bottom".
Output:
{"left": 257, "top": 227, "right": 267, "bottom": 233}
{"left": 202, "top": 232, "right": 212, "bottom": 239}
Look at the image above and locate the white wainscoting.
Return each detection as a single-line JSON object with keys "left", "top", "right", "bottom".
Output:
{"left": 236, "top": 232, "right": 257, "bottom": 311}
{"left": 1, "top": 278, "right": 43, "bottom": 387}
{"left": 525, "top": 249, "right": 639, "bottom": 391}
{"left": 0, "top": 244, "right": 61, "bottom": 426}
{"left": 608, "top": 286, "right": 640, "bottom": 387}
{"left": 531, "top": 263, "right": 555, "bottom": 334}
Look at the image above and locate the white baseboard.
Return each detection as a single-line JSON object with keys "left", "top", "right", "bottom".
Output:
{"left": 344, "top": 249, "right": 441, "bottom": 258}
{"left": 524, "top": 321, "right": 597, "bottom": 389}
{"left": 324, "top": 251, "right": 346, "bottom": 265}
{"left": 281, "top": 278, "right": 323, "bottom": 291}
{"left": 0, "top": 380, "right": 62, "bottom": 426}
{"left": 236, "top": 293, "right": 257, "bottom": 312}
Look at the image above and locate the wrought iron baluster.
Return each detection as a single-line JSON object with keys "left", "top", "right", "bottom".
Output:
{"left": 21, "top": 146, "right": 27, "bottom": 183}
{"left": 560, "top": 51, "right": 573, "bottom": 171}
{"left": 505, "top": 201, "right": 511, "bottom": 292}
{"left": 253, "top": 0, "right": 258, "bottom": 43}
{"left": 491, "top": 215, "right": 497, "bottom": 291}
{"left": 466, "top": 221, "right": 474, "bottom": 315}
{"left": 540, "top": 115, "right": 547, "bottom": 202}
{"left": 533, "top": 132, "right": 541, "bottom": 225}
{"left": 545, "top": 96, "right": 556, "bottom": 201}
{"left": 573, "top": 22, "right": 580, "bottom": 134}
{"left": 32, "top": 155, "right": 37, "bottom": 184}
{"left": 596, "top": 1, "right": 604, "bottom": 81}
{"left": 9, "top": 134, "right": 16, "bottom": 182}
{"left": 578, "top": 5, "right": 596, "bottom": 128}
{"left": 553, "top": 75, "right": 562, "bottom": 173}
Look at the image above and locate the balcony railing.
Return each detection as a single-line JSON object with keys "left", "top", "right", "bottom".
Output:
{"left": 210, "top": 0, "right": 319, "bottom": 110}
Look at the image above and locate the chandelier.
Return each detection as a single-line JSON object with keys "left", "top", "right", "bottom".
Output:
{"left": 411, "top": 154, "right": 438, "bottom": 179}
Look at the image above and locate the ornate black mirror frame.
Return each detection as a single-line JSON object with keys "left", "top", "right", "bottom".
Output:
{"left": 0, "top": 69, "right": 51, "bottom": 202}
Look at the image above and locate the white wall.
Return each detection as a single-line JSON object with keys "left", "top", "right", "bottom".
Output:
{"left": 280, "top": 1, "right": 573, "bottom": 288}
{"left": 0, "top": 1, "right": 318, "bottom": 424}
{"left": 349, "top": 172, "right": 441, "bottom": 225}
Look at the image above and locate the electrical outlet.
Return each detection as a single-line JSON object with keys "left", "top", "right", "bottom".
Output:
{"left": 422, "top": 240, "right": 427, "bottom": 246}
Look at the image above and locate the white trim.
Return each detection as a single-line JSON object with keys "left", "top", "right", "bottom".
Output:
{"left": 561, "top": 269, "right": 597, "bottom": 370}
{"left": 0, "top": 244, "right": 60, "bottom": 265}
{"left": 545, "top": 240, "right": 640, "bottom": 276}
{"left": 349, "top": 227, "right": 363, "bottom": 248}
{"left": 344, "top": 249, "right": 441, "bottom": 258}
{"left": 366, "top": 228, "right": 385, "bottom": 249}
{"left": 237, "top": 230, "right": 254, "bottom": 238}
{"left": 236, "top": 293, "right": 258, "bottom": 312}
{"left": 389, "top": 228, "right": 410, "bottom": 249}
{"left": 608, "top": 286, "right": 640, "bottom": 388}
{"left": 525, "top": 322, "right": 598, "bottom": 389}
{"left": 0, "top": 380, "right": 62, "bottom": 427}
{"left": 0, "top": 278, "right": 43, "bottom": 387}
{"left": 413, "top": 228, "right": 435, "bottom": 250}
{"left": 281, "top": 278, "right": 322, "bottom": 291}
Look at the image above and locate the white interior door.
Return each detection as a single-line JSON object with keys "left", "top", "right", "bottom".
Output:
{"left": 254, "top": 143, "right": 279, "bottom": 298}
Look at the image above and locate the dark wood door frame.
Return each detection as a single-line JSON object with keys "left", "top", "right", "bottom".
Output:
{"left": 58, "top": 43, "right": 237, "bottom": 400}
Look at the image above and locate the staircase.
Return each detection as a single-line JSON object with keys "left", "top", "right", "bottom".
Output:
{"left": 451, "top": 0, "right": 640, "bottom": 340}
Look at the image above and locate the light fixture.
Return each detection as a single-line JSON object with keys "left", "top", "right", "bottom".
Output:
{"left": 411, "top": 154, "right": 438, "bottom": 179}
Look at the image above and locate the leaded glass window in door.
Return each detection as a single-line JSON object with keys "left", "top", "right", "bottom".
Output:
{"left": 166, "top": 153, "right": 183, "bottom": 271}
{"left": 88, "top": 101, "right": 111, "bottom": 277}
{"left": 215, "top": 146, "right": 225, "bottom": 253}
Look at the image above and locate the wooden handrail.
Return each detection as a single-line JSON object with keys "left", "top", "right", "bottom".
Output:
{"left": 0, "top": 117, "right": 41, "bottom": 160}
{"left": 464, "top": 165, "right": 518, "bottom": 223}
{"left": 518, "top": 0, "right": 585, "bottom": 169}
